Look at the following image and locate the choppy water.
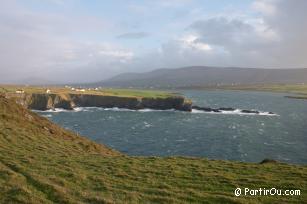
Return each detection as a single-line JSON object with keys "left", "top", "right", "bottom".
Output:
{"left": 37, "top": 90, "right": 307, "bottom": 164}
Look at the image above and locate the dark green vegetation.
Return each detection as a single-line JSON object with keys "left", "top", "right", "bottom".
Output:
{"left": 96, "top": 66, "right": 307, "bottom": 88}
{"left": 0, "top": 95, "right": 307, "bottom": 203}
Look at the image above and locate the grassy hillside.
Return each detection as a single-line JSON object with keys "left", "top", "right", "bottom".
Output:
{"left": 0, "top": 85, "right": 174, "bottom": 99}
{"left": 204, "top": 84, "right": 307, "bottom": 99}
{"left": 0, "top": 95, "right": 306, "bottom": 203}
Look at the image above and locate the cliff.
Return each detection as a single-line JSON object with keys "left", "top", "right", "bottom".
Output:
{"left": 5, "top": 92, "right": 192, "bottom": 111}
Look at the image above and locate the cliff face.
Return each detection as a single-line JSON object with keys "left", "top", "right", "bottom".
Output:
{"left": 6, "top": 93, "right": 192, "bottom": 112}
{"left": 141, "top": 97, "right": 191, "bottom": 111}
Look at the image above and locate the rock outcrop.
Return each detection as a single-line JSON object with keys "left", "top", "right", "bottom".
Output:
{"left": 192, "top": 105, "right": 275, "bottom": 115}
{"left": 6, "top": 93, "right": 192, "bottom": 112}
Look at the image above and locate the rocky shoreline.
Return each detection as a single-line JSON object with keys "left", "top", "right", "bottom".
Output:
{"left": 4, "top": 92, "right": 276, "bottom": 115}
{"left": 284, "top": 95, "right": 307, "bottom": 100}
{"left": 192, "top": 105, "right": 276, "bottom": 115}
{"left": 6, "top": 93, "right": 192, "bottom": 112}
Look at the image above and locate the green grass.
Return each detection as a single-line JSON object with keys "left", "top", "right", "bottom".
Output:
{"left": 0, "top": 95, "right": 306, "bottom": 203}
{"left": 232, "top": 84, "right": 307, "bottom": 94}
{"left": 204, "top": 84, "right": 307, "bottom": 99}
{"left": 0, "top": 85, "right": 174, "bottom": 99}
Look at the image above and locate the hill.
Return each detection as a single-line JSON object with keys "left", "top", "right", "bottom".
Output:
{"left": 0, "top": 95, "right": 306, "bottom": 203}
{"left": 96, "top": 66, "right": 307, "bottom": 88}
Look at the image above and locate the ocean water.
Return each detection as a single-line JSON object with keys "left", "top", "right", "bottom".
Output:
{"left": 37, "top": 90, "right": 307, "bottom": 164}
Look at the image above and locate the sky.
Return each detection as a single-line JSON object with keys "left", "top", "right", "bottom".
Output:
{"left": 0, "top": 0, "right": 307, "bottom": 83}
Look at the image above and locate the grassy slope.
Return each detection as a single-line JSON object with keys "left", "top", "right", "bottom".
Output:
{"left": 0, "top": 95, "right": 307, "bottom": 203}
{"left": 0, "top": 86, "right": 174, "bottom": 99}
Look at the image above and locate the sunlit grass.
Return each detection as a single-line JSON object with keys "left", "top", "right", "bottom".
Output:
{"left": 0, "top": 85, "right": 174, "bottom": 99}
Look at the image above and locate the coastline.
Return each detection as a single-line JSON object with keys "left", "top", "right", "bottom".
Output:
{"left": 0, "top": 94, "right": 306, "bottom": 203}
{"left": 1, "top": 86, "right": 192, "bottom": 112}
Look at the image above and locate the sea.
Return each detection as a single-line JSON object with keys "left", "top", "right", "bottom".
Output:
{"left": 36, "top": 90, "right": 307, "bottom": 164}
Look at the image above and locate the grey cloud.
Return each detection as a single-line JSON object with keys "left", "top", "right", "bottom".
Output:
{"left": 117, "top": 32, "right": 150, "bottom": 39}
{"left": 190, "top": 18, "right": 254, "bottom": 46}
{"left": 132, "top": 0, "right": 307, "bottom": 71}
{"left": 183, "top": 0, "right": 307, "bottom": 68}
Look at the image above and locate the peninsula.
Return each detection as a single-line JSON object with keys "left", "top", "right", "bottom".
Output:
{"left": 189, "top": 84, "right": 307, "bottom": 100}
{"left": 1, "top": 86, "right": 192, "bottom": 111}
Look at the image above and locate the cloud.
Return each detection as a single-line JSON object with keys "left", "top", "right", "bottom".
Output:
{"left": 252, "top": 0, "right": 277, "bottom": 15}
{"left": 189, "top": 18, "right": 255, "bottom": 46}
{"left": 1, "top": 0, "right": 307, "bottom": 84}
{"left": 180, "top": 35, "right": 212, "bottom": 51}
{"left": 117, "top": 32, "right": 150, "bottom": 39}
{"left": 0, "top": 1, "right": 131, "bottom": 83}
{"left": 176, "top": 0, "right": 307, "bottom": 68}
{"left": 154, "top": 0, "right": 194, "bottom": 8}
{"left": 130, "top": 0, "right": 307, "bottom": 70}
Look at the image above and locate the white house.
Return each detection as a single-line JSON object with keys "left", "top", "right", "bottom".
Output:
{"left": 46, "top": 89, "right": 51, "bottom": 94}
{"left": 15, "top": 90, "right": 24, "bottom": 94}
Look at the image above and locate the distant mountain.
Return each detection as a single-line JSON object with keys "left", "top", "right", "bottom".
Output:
{"left": 94, "top": 66, "right": 307, "bottom": 88}
{"left": 16, "top": 77, "right": 58, "bottom": 85}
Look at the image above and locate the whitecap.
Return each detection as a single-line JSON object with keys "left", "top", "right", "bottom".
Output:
{"left": 191, "top": 108, "right": 279, "bottom": 116}
{"left": 143, "top": 122, "right": 153, "bottom": 128}
{"left": 138, "top": 108, "right": 175, "bottom": 112}
{"left": 34, "top": 108, "right": 71, "bottom": 113}
{"left": 175, "top": 139, "right": 187, "bottom": 142}
{"left": 34, "top": 106, "right": 278, "bottom": 116}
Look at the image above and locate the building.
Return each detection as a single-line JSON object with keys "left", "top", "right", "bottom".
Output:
{"left": 15, "top": 90, "right": 24, "bottom": 94}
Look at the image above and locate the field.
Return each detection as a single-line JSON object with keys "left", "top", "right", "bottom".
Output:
{"left": 0, "top": 85, "right": 174, "bottom": 99}
{"left": 0, "top": 95, "right": 306, "bottom": 203}
{"left": 206, "top": 84, "right": 307, "bottom": 99}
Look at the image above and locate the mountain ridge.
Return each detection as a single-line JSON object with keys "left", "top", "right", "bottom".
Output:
{"left": 95, "top": 66, "right": 307, "bottom": 88}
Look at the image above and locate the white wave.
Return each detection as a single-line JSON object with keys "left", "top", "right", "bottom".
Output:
{"left": 33, "top": 108, "right": 71, "bottom": 113}
{"left": 34, "top": 107, "right": 102, "bottom": 113}
{"left": 191, "top": 109, "right": 278, "bottom": 116}
{"left": 138, "top": 108, "right": 175, "bottom": 112}
{"left": 73, "top": 107, "right": 86, "bottom": 112}
{"left": 143, "top": 121, "right": 153, "bottom": 128}
{"left": 73, "top": 107, "right": 99, "bottom": 112}
{"left": 103, "top": 107, "right": 135, "bottom": 112}
{"left": 95, "top": 107, "right": 176, "bottom": 112}
{"left": 34, "top": 106, "right": 278, "bottom": 116}
{"left": 175, "top": 139, "right": 187, "bottom": 142}
{"left": 190, "top": 109, "right": 204, "bottom": 113}
{"left": 35, "top": 107, "right": 176, "bottom": 112}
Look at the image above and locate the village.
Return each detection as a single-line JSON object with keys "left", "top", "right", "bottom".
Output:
{"left": 14, "top": 85, "right": 103, "bottom": 95}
